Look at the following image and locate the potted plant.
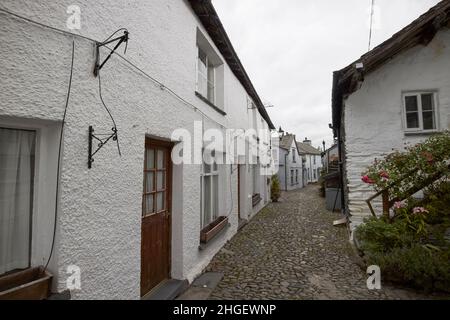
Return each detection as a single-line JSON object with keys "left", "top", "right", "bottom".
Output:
{"left": 271, "top": 175, "right": 281, "bottom": 202}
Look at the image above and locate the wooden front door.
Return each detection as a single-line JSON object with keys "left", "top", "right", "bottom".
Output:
{"left": 141, "top": 139, "right": 172, "bottom": 296}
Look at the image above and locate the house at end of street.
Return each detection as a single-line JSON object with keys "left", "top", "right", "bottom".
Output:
{"left": 297, "top": 138, "right": 323, "bottom": 184}
{"left": 278, "top": 130, "right": 303, "bottom": 190}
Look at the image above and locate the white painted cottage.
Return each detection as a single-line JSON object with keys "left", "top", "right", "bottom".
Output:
{"left": 0, "top": 0, "right": 276, "bottom": 299}
{"left": 278, "top": 132, "right": 303, "bottom": 190}
{"left": 297, "top": 138, "right": 323, "bottom": 184}
{"left": 331, "top": 1, "right": 450, "bottom": 233}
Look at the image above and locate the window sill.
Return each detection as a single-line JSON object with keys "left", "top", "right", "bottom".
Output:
{"left": 404, "top": 130, "right": 440, "bottom": 136}
{"left": 195, "top": 92, "right": 226, "bottom": 116}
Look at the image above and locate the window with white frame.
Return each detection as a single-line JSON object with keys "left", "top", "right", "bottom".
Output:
{"left": 290, "top": 170, "right": 294, "bottom": 185}
{"left": 252, "top": 162, "right": 259, "bottom": 195}
{"left": 403, "top": 92, "right": 437, "bottom": 132}
{"left": 200, "top": 150, "right": 219, "bottom": 229}
{"left": 196, "top": 47, "right": 216, "bottom": 104}
{"left": 0, "top": 127, "right": 36, "bottom": 274}
{"left": 292, "top": 149, "right": 296, "bottom": 163}
{"left": 295, "top": 169, "right": 299, "bottom": 184}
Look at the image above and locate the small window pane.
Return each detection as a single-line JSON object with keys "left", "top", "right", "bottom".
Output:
{"left": 203, "top": 176, "right": 211, "bottom": 226}
{"left": 405, "top": 96, "right": 418, "bottom": 112}
{"left": 212, "top": 175, "right": 219, "bottom": 220}
{"left": 421, "top": 94, "right": 433, "bottom": 111}
{"left": 406, "top": 112, "right": 419, "bottom": 129}
{"left": 198, "top": 48, "right": 207, "bottom": 70}
{"left": 145, "top": 195, "right": 154, "bottom": 214}
{"left": 204, "top": 162, "right": 211, "bottom": 174}
{"left": 423, "top": 111, "right": 435, "bottom": 130}
{"left": 146, "top": 149, "right": 155, "bottom": 169}
{"left": 207, "top": 81, "right": 215, "bottom": 103}
{"left": 157, "top": 150, "right": 164, "bottom": 169}
{"left": 156, "top": 192, "right": 165, "bottom": 212}
{"left": 197, "top": 73, "right": 207, "bottom": 97}
{"left": 157, "top": 171, "right": 165, "bottom": 191}
{"left": 207, "top": 66, "right": 215, "bottom": 103}
{"left": 146, "top": 172, "right": 154, "bottom": 193}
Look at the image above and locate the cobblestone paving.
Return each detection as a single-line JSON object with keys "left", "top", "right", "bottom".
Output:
{"left": 206, "top": 185, "right": 445, "bottom": 300}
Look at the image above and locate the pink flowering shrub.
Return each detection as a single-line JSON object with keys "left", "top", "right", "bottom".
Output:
{"left": 361, "top": 131, "right": 450, "bottom": 200}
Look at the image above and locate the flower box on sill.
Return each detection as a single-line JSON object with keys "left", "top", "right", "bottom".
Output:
{"left": 0, "top": 266, "right": 52, "bottom": 300}
{"left": 252, "top": 193, "right": 262, "bottom": 207}
{"left": 200, "top": 216, "right": 229, "bottom": 244}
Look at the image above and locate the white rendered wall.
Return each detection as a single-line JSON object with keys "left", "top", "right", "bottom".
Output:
{"left": 0, "top": 0, "right": 273, "bottom": 299}
{"left": 343, "top": 28, "right": 450, "bottom": 230}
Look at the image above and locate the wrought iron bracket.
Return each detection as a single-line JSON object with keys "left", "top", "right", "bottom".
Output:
{"left": 94, "top": 31, "right": 129, "bottom": 77}
{"left": 88, "top": 125, "right": 120, "bottom": 169}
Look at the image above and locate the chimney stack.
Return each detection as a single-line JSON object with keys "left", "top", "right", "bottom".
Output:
{"left": 303, "top": 137, "right": 311, "bottom": 145}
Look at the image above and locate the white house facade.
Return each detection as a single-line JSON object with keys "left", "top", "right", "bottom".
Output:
{"left": 331, "top": 1, "right": 450, "bottom": 232}
{"left": 297, "top": 139, "right": 323, "bottom": 184}
{"left": 278, "top": 133, "right": 303, "bottom": 190}
{"left": 0, "top": 0, "right": 275, "bottom": 299}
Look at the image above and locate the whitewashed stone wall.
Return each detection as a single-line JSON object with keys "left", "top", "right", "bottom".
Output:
{"left": 0, "top": 0, "right": 273, "bottom": 299}
{"left": 343, "top": 28, "right": 450, "bottom": 231}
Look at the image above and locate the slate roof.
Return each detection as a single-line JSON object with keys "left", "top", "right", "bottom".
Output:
{"left": 332, "top": 0, "right": 450, "bottom": 129}
{"left": 297, "top": 142, "right": 322, "bottom": 155}
{"left": 279, "top": 134, "right": 295, "bottom": 150}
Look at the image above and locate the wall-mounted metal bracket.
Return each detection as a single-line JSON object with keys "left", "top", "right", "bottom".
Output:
{"left": 88, "top": 125, "right": 121, "bottom": 169}
{"left": 94, "top": 31, "right": 129, "bottom": 77}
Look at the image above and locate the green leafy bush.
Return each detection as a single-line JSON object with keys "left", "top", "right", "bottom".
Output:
{"left": 357, "top": 132, "right": 450, "bottom": 293}
{"left": 364, "top": 244, "right": 450, "bottom": 293}
{"left": 270, "top": 175, "right": 281, "bottom": 202}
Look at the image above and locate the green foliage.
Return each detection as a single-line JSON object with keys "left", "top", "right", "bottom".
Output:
{"left": 356, "top": 210, "right": 450, "bottom": 292}
{"left": 356, "top": 217, "right": 414, "bottom": 253}
{"left": 357, "top": 133, "right": 450, "bottom": 292}
{"left": 365, "top": 244, "right": 450, "bottom": 293}
{"left": 270, "top": 175, "right": 281, "bottom": 202}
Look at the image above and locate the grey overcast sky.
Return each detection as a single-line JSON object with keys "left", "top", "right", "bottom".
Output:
{"left": 212, "top": 0, "right": 441, "bottom": 150}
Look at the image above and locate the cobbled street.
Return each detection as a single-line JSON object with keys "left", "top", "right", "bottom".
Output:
{"left": 206, "top": 185, "right": 443, "bottom": 300}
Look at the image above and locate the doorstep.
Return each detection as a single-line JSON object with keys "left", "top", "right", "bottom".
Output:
{"left": 141, "top": 279, "right": 189, "bottom": 300}
{"left": 176, "top": 272, "right": 223, "bottom": 300}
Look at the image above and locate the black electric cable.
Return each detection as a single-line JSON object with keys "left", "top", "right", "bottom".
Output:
{"left": 102, "top": 27, "right": 128, "bottom": 43}
{"left": 0, "top": 8, "right": 227, "bottom": 130}
{"left": 97, "top": 71, "right": 121, "bottom": 156}
{"left": 43, "top": 39, "right": 75, "bottom": 272}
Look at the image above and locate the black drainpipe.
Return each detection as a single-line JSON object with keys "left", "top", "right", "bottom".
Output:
{"left": 284, "top": 152, "right": 288, "bottom": 191}
{"left": 337, "top": 127, "right": 347, "bottom": 216}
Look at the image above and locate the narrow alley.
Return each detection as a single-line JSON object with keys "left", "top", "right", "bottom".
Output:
{"left": 205, "top": 185, "right": 439, "bottom": 300}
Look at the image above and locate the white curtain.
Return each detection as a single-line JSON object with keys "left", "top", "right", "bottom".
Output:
{"left": 0, "top": 128, "right": 36, "bottom": 275}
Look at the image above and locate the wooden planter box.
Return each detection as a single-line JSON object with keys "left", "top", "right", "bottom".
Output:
{"left": 252, "top": 194, "right": 261, "bottom": 207}
{"left": 0, "top": 267, "right": 52, "bottom": 300}
{"left": 200, "top": 216, "right": 229, "bottom": 244}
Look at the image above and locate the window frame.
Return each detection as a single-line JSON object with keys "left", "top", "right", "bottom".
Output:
{"left": 402, "top": 91, "right": 438, "bottom": 133}
{"left": 0, "top": 120, "right": 60, "bottom": 274}
{"left": 200, "top": 150, "right": 220, "bottom": 230}
{"left": 196, "top": 46, "right": 216, "bottom": 105}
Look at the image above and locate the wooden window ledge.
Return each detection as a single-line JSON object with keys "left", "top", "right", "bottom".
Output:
{"left": 199, "top": 216, "right": 229, "bottom": 248}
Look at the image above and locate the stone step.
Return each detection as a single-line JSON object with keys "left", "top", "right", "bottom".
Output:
{"left": 142, "top": 279, "right": 189, "bottom": 300}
